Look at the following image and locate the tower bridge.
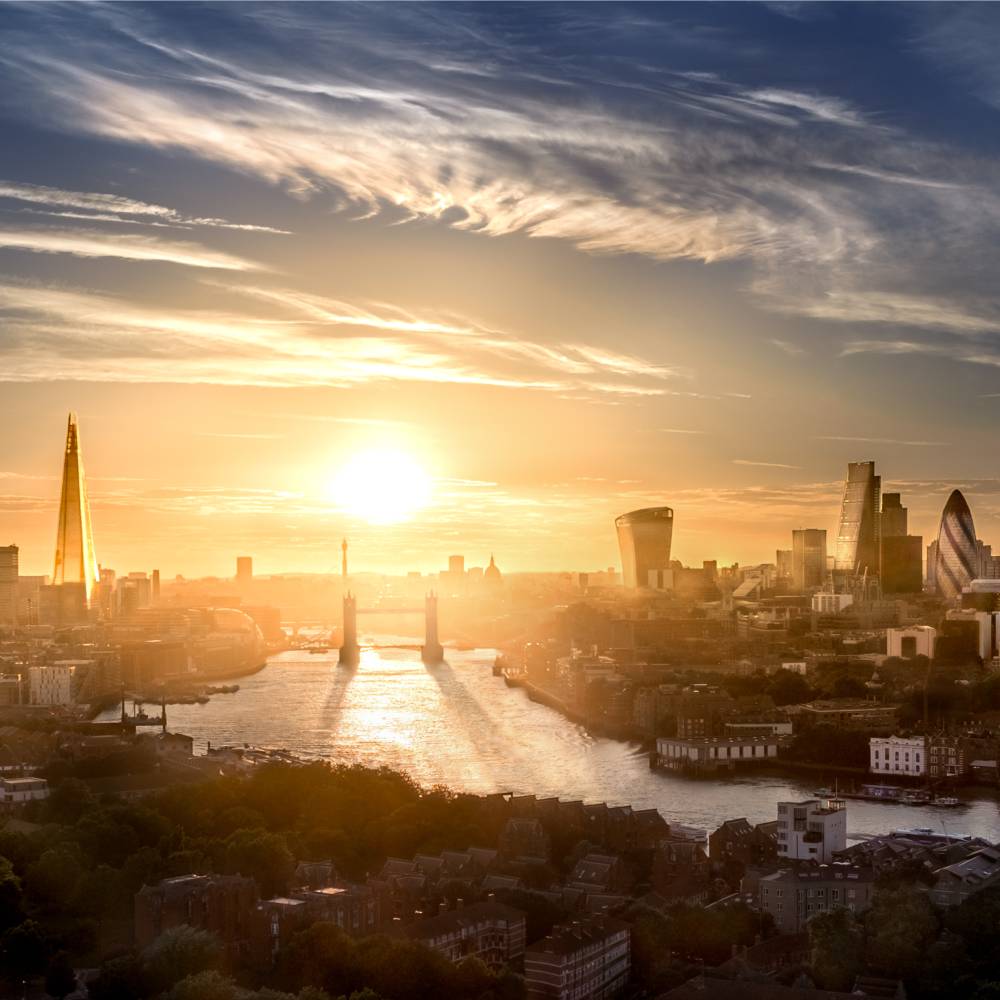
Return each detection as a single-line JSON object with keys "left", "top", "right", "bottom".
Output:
{"left": 339, "top": 592, "right": 444, "bottom": 667}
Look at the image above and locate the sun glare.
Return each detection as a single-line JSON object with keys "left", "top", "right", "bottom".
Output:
{"left": 330, "top": 448, "right": 433, "bottom": 524}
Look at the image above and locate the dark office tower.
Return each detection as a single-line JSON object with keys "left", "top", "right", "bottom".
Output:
{"left": 881, "top": 536, "right": 923, "bottom": 594}
{"left": 834, "top": 461, "right": 881, "bottom": 575}
{"left": 236, "top": 556, "right": 252, "bottom": 583}
{"left": 776, "top": 549, "right": 794, "bottom": 582}
{"left": 0, "top": 545, "right": 17, "bottom": 626}
{"left": 792, "top": 529, "right": 827, "bottom": 590}
{"left": 880, "top": 493, "right": 908, "bottom": 538}
{"left": 615, "top": 507, "right": 673, "bottom": 589}
{"left": 936, "top": 489, "right": 979, "bottom": 602}
{"left": 151, "top": 569, "right": 160, "bottom": 602}
{"left": 52, "top": 413, "right": 99, "bottom": 606}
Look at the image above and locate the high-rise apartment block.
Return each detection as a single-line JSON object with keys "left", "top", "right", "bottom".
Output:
{"left": 776, "top": 797, "right": 847, "bottom": 863}
{"left": 791, "top": 529, "right": 826, "bottom": 590}
{"left": 834, "top": 461, "right": 880, "bottom": 576}
{"left": 615, "top": 507, "right": 673, "bottom": 590}
{"left": 236, "top": 556, "right": 253, "bottom": 583}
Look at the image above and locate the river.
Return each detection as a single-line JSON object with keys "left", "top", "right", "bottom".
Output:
{"left": 109, "top": 642, "right": 1000, "bottom": 843}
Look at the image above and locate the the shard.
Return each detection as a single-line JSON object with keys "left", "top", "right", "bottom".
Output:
{"left": 52, "top": 413, "right": 99, "bottom": 605}
{"left": 935, "top": 489, "right": 979, "bottom": 603}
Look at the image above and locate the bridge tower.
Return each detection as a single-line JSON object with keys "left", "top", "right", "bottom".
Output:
{"left": 421, "top": 591, "right": 444, "bottom": 664}
{"left": 338, "top": 592, "right": 360, "bottom": 667}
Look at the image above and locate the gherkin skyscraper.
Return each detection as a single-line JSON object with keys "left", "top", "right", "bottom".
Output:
{"left": 52, "top": 413, "right": 99, "bottom": 605}
{"left": 935, "top": 489, "right": 978, "bottom": 603}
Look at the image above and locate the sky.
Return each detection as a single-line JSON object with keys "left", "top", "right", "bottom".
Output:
{"left": 3, "top": 2, "right": 1000, "bottom": 577}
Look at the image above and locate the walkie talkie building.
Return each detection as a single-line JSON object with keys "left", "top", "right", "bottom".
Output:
{"left": 615, "top": 507, "right": 673, "bottom": 590}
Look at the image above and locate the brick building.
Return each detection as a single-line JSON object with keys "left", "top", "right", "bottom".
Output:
{"left": 524, "top": 916, "right": 630, "bottom": 1000}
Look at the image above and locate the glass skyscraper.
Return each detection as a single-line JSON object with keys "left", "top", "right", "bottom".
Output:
{"left": 936, "top": 489, "right": 979, "bottom": 602}
{"left": 615, "top": 507, "right": 673, "bottom": 590}
{"left": 834, "top": 461, "right": 881, "bottom": 575}
{"left": 52, "top": 413, "right": 99, "bottom": 606}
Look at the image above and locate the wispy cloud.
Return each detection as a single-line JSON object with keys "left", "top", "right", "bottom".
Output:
{"left": 0, "top": 180, "right": 290, "bottom": 233}
{"left": 732, "top": 459, "right": 801, "bottom": 469}
{"left": 0, "top": 228, "right": 259, "bottom": 269}
{"left": 814, "top": 435, "right": 950, "bottom": 447}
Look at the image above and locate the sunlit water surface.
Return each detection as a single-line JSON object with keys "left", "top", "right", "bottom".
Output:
{"left": 103, "top": 643, "right": 1000, "bottom": 843}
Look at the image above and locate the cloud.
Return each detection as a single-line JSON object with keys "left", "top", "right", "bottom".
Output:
{"left": 813, "top": 435, "right": 950, "bottom": 447}
{"left": 0, "top": 228, "right": 259, "bottom": 269}
{"left": 732, "top": 459, "right": 801, "bottom": 469}
{"left": 2, "top": 1, "right": 997, "bottom": 346}
{"left": 0, "top": 278, "right": 683, "bottom": 396}
{"left": 0, "top": 180, "right": 290, "bottom": 233}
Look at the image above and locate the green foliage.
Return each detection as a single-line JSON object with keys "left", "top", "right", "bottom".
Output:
{"left": 44, "top": 950, "right": 78, "bottom": 1000}
{"left": 222, "top": 827, "right": 294, "bottom": 897}
{"left": 809, "top": 908, "right": 863, "bottom": 991}
{"left": 142, "top": 925, "right": 222, "bottom": 995}
{"left": 87, "top": 952, "right": 150, "bottom": 1000}
{"left": 168, "top": 969, "right": 240, "bottom": 1000}
{"left": 864, "top": 884, "right": 938, "bottom": 977}
{"left": 1, "top": 918, "right": 50, "bottom": 979}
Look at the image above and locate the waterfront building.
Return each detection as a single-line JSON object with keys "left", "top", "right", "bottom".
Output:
{"left": 0, "top": 544, "right": 16, "bottom": 626}
{"left": 834, "top": 461, "right": 881, "bottom": 576}
{"left": 928, "top": 735, "right": 967, "bottom": 780}
{"left": 791, "top": 529, "right": 826, "bottom": 591}
{"left": 869, "top": 735, "right": 926, "bottom": 778}
{"left": 52, "top": 412, "right": 100, "bottom": 611}
{"left": 935, "top": 489, "right": 980, "bottom": 603}
{"left": 28, "top": 663, "right": 77, "bottom": 705}
{"left": 406, "top": 900, "right": 526, "bottom": 970}
{"left": 886, "top": 625, "right": 936, "bottom": 660}
{"left": 615, "top": 507, "right": 673, "bottom": 590}
{"left": 791, "top": 700, "right": 898, "bottom": 732}
{"left": 654, "top": 736, "right": 780, "bottom": 773}
{"left": 236, "top": 556, "right": 253, "bottom": 583}
{"left": 524, "top": 915, "right": 629, "bottom": 1000}
{"left": 755, "top": 864, "right": 874, "bottom": 934}
{"left": 776, "top": 798, "right": 846, "bottom": 863}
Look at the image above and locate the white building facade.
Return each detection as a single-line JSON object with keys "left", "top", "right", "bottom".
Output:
{"left": 776, "top": 798, "right": 847, "bottom": 864}
{"left": 886, "top": 626, "right": 936, "bottom": 660}
{"left": 28, "top": 663, "right": 76, "bottom": 706}
{"left": 870, "top": 735, "right": 926, "bottom": 778}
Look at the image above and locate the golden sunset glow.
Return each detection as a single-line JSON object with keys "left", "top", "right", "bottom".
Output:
{"left": 329, "top": 448, "right": 433, "bottom": 525}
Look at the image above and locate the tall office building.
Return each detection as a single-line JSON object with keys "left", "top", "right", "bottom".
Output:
{"left": 936, "top": 489, "right": 979, "bottom": 603}
{"left": 0, "top": 545, "right": 17, "bottom": 626}
{"left": 834, "top": 461, "right": 881, "bottom": 576}
{"left": 791, "top": 529, "right": 827, "bottom": 590}
{"left": 236, "top": 556, "right": 253, "bottom": 583}
{"left": 776, "top": 549, "right": 794, "bottom": 583}
{"left": 880, "top": 493, "right": 908, "bottom": 538}
{"left": 52, "top": 413, "right": 99, "bottom": 606}
{"left": 615, "top": 507, "right": 673, "bottom": 590}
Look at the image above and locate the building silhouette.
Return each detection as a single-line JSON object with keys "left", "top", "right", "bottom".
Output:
{"left": 791, "top": 529, "right": 826, "bottom": 590}
{"left": 936, "top": 489, "right": 980, "bottom": 603}
{"left": 51, "top": 413, "right": 99, "bottom": 609}
{"left": 236, "top": 556, "right": 253, "bottom": 583}
{"left": 879, "top": 492, "right": 923, "bottom": 594}
{"left": 615, "top": 507, "right": 673, "bottom": 590}
{"left": 834, "top": 461, "right": 880, "bottom": 576}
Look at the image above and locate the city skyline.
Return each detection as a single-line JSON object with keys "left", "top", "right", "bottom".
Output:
{"left": 4, "top": 4, "right": 1000, "bottom": 575}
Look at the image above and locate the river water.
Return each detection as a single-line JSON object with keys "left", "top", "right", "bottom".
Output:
{"left": 113, "top": 643, "right": 1000, "bottom": 843}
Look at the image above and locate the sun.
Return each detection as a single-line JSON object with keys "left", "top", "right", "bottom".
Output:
{"left": 329, "top": 448, "right": 433, "bottom": 524}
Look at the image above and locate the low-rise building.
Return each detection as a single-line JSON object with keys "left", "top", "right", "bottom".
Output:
{"left": 525, "top": 916, "right": 629, "bottom": 1000}
{"left": 792, "top": 700, "right": 898, "bottom": 733}
{"left": 929, "top": 846, "right": 1000, "bottom": 907}
{"left": 0, "top": 776, "right": 49, "bottom": 807}
{"left": 406, "top": 900, "right": 525, "bottom": 970}
{"left": 654, "top": 736, "right": 780, "bottom": 773}
{"left": 755, "top": 864, "right": 875, "bottom": 934}
{"left": 869, "top": 735, "right": 926, "bottom": 778}
{"left": 886, "top": 625, "right": 936, "bottom": 660}
{"left": 28, "top": 663, "right": 77, "bottom": 705}
{"left": 776, "top": 798, "right": 847, "bottom": 864}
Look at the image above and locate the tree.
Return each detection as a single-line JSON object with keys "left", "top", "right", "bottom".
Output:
{"left": 223, "top": 828, "right": 294, "bottom": 897}
{"left": 44, "top": 951, "right": 77, "bottom": 1000}
{"left": 0, "top": 857, "right": 23, "bottom": 934}
{"left": 809, "top": 908, "right": 863, "bottom": 991}
{"left": 168, "top": 970, "right": 240, "bottom": 1000}
{"left": 0, "top": 918, "right": 49, "bottom": 980}
{"left": 44, "top": 777, "right": 95, "bottom": 824}
{"left": 142, "top": 926, "right": 222, "bottom": 995}
{"left": 89, "top": 953, "right": 150, "bottom": 1000}
{"left": 865, "top": 884, "right": 937, "bottom": 978}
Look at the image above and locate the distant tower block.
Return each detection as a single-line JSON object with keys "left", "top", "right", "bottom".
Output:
{"left": 52, "top": 412, "right": 100, "bottom": 605}
{"left": 339, "top": 592, "right": 360, "bottom": 667}
{"left": 342, "top": 538, "right": 348, "bottom": 580}
{"left": 236, "top": 556, "right": 253, "bottom": 583}
{"left": 421, "top": 591, "right": 445, "bottom": 665}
